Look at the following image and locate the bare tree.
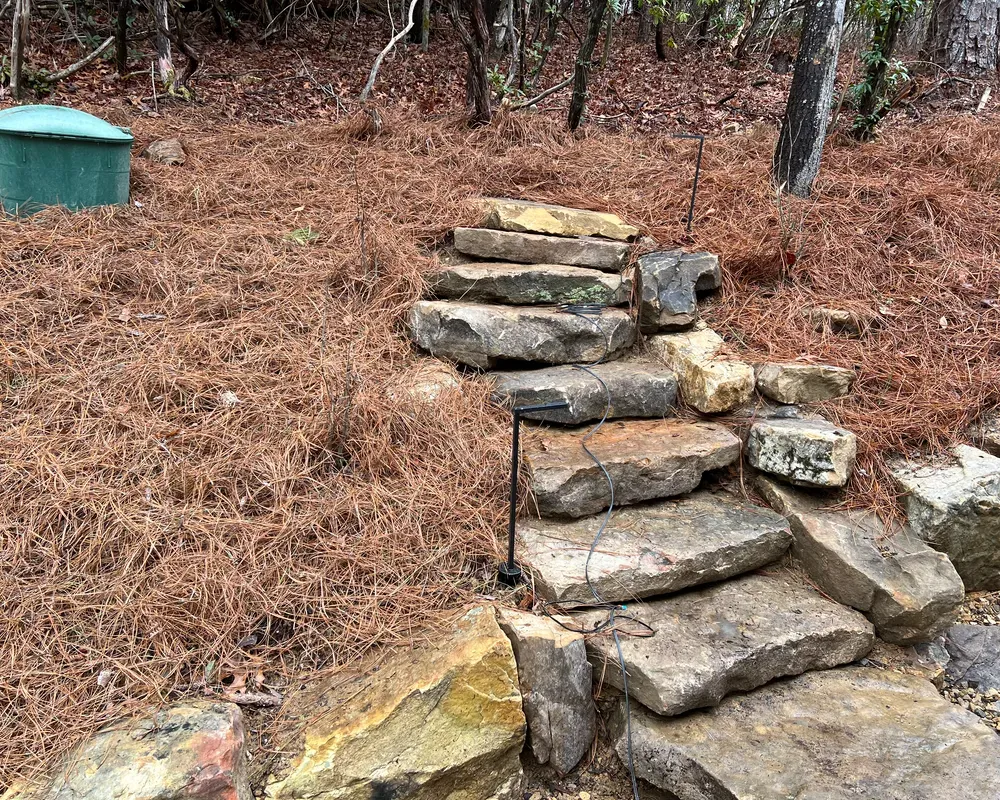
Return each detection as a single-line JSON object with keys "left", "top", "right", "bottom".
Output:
{"left": 449, "top": 0, "right": 498, "bottom": 124}
{"left": 773, "top": 0, "right": 847, "bottom": 196}
{"left": 154, "top": 0, "right": 173, "bottom": 85}
{"left": 924, "top": 0, "right": 1000, "bottom": 76}
{"left": 568, "top": 0, "right": 607, "bottom": 130}
{"left": 10, "top": 0, "right": 31, "bottom": 100}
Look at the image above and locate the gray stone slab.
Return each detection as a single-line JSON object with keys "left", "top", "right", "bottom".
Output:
{"left": 519, "top": 490, "right": 791, "bottom": 603}
{"left": 581, "top": 571, "right": 874, "bottom": 716}
{"left": 490, "top": 362, "right": 677, "bottom": 425}
{"left": 453, "top": 227, "right": 629, "bottom": 271}
{"left": 944, "top": 624, "right": 1000, "bottom": 691}
{"left": 755, "top": 362, "right": 855, "bottom": 404}
{"left": 617, "top": 666, "right": 1000, "bottom": 800}
{"left": 497, "top": 609, "right": 595, "bottom": 776}
{"left": 479, "top": 198, "right": 639, "bottom": 241}
{"left": 758, "top": 477, "right": 964, "bottom": 644}
{"left": 408, "top": 300, "right": 634, "bottom": 368}
{"left": 430, "top": 262, "right": 630, "bottom": 306}
{"left": 894, "top": 445, "right": 1000, "bottom": 591}
{"left": 523, "top": 419, "right": 740, "bottom": 518}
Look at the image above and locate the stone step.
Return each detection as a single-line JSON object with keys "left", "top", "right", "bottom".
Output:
{"left": 430, "top": 262, "right": 631, "bottom": 307}
{"left": 758, "top": 477, "right": 963, "bottom": 645}
{"left": 519, "top": 490, "right": 792, "bottom": 603}
{"left": 479, "top": 197, "right": 639, "bottom": 241}
{"left": 454, "top": 227, "right": 629, "bottom": 271}
{"left": 408, "top": 300, "right": 634, "bottom": 369}
{"left": 490, "top": 362, "right": 677, "bottom": 425}
{"left": 617, "top": 666, "right": 1000, "bottom": 800}
{"left": 523, "top": 418, "right": 740, "bottom": 518}
{"left": 579, "top": 571, "right": 874, "bottom": 717}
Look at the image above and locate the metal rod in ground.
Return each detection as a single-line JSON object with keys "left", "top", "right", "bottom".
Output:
{"left": 498, "top": 400, "right": 571, "bottom": 587}
{"left": 673, "top": 132, "right": 705, "bottom": 233}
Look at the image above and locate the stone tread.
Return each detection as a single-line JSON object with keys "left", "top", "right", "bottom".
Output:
{"left": 519, "top": 490, "right": 792, "bottom": 603}
{"left": 523, "top": 418, "right": 740, "bottom": 518}
{"left": 430, "top": 262, "right": 630, "bottom": 306}
{"left": 453, "top": 227, "right": 629, "bottom": 271}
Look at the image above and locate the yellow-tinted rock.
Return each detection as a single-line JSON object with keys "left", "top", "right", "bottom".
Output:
{"left": 480, "top": 198, "right": 639, "bottom": 241}
{"left": 649, "top": 325, "right": 754, "bottom": 414}
{"left": 266, "top": 606, "right": 526, "bottom": 800}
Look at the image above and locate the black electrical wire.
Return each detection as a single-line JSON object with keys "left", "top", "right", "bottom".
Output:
{"left": 534, "top": 301, "right": 644, "bottom": 800}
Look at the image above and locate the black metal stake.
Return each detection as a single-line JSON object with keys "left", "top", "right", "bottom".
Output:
{"left": 673, "top": 132, "right": 705, "bottom": 233}
{"left": 498, "top": 400, "right": 571, "bottom": 587}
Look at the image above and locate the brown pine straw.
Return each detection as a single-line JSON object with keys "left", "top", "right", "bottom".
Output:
{"left": 1, "top": 106, "right": 999, "bottom": 783}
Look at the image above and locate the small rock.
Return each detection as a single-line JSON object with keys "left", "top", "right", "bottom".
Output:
{"left": 490, "top": 361, "right": 677, "bottom": 425}
{"left": 266, "top": 606, "right": 525, "bottom": 800}
{"left": 755, "top": 362, "right": 855, "bottom": 404}
{"left": 219, "top": 390, "right": 240, "bottom": 408}
{"left": 748, "top": 418, "right": 857, "bottom": 488}
{"left": 581, "top": 571, "right": 874, "bottom": 716}
{"left": 5, "top": 702, "right": 250, "bottom": 800}
{"left": 523, "top": 419, "right": 741, "bottom": 518}
{"left": 805, "top": 306, "right": 869, "bottom": 337}
{"left": 648, "top": 325, "right": 755, "bottom": 414}
{"left": 944, "top": 625, "right": 1000, "bottom": 692}
{"left": 636, "top": 250, "right": 721, "bottom": 333}
{"left": 970, "top": 413, "right": 1000, "bottom": 457}
{"left": 453, "top": 228, "right": 629, "bottom": 272}
{"left": 618, "top": 667, "right": 1000, "bottom": 800}
{"left": 388, "top": 360, "right": 462, "bottom": 404}
{"left": 408, "top": 300, "right": 635, "bottom": 368}
{"left": 758, "top": 477, "right": 963, "bottom": 644}
{"left": 479, "top": 198, "right": 639, "bottom": 241}
{"left": 142, "top": 138, "right": 186, "bottom": 165}
{"left": 429, "top": 262, "right": 631, "bottom": 306}
{"left": 497, "top": 608, "right": 595, "bottom": 776}
{"left": 519, "top": 489, "right": 791, "bottom": 603}
{"left": 893, "top": 445, "right": 1000, "bottom": 591}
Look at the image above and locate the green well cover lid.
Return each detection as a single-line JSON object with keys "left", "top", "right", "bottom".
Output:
{"left": 0, "top": 105, "right": 132, "bottom": 142}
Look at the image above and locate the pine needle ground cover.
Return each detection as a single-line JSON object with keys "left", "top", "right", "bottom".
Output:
{"left": 1, "top": 109, "right": 998, "bottom": 781}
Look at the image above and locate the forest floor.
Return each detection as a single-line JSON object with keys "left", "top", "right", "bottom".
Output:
{"left": 2, "top": 12, "right": 1000, "bottom": 789}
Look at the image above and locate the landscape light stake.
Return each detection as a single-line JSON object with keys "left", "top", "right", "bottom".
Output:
{"left": 499, "top": 400, "right": 571, "bottom": 587}
{"left": 673, "top": 133, "right": 705, "bottom": 233}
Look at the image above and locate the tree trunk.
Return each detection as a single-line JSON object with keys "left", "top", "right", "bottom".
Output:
{"left": 852, "top": 0, "right": 905, "bottom": 140}
{"left": 924, "top": 0, "right": 1000, "bottom": 76}
{"left": 10, "top": 0, "right": 31, "bottom": 101}
{"left": 154, "top": 0, "right": 173, "bottom": 85}
{"left": 655, "top": 20, "right": 667, "bottom": 59}
{"left": 568, "top": 0, "right": 607, "bottom": 130}
{"left": 637, "top": 3, "right": 651, "bottom": 41}
{"left": 450, "top": 0, "right": 494, "bottom": 124}
{"left": 421, "top": 0, "right": 431, "bottom": 50}
{"left": 115, "top": 0, "right": 130, "bottom": 74}
{"left": 773, "top": 0, "right": 847, "bottom": 197}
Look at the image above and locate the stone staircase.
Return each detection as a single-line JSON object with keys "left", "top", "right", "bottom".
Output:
{"left": 406, "top": 199, "right": 997, "bottom": 799}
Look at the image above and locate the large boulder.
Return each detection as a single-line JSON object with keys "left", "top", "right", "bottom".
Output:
{"left": 755, "top": 362, "right": 855, "bottom": 404}
{"left": 758, "top": 477, "right": 963, "bottom": 644}
{"left": 523, "top": 419, "right": 741, "bottom": 518}
{"left": 893, "top": 445, "right": 1000, "bottom": 591}
{"left": 490, "top": 361, "right": 677, "bottom": 425}
{"left": 266, "top": 606, "right": 525, "bottom": 800}
{"left": 519, "top": 489, "right": 791, "bottom": 603}
{"left": 748, "top": 418, "right": 857, "bottom": 488}
{"left": 617, "top": 666, "right": 1000, "bottom": 800}
{"left": 648, "top": 325, "right": 754, "bottom": 414}
{"left": 429, "top": 262, "right": 631, "bottom": 306}
{"left": 580, "top": 571, "right": 874, "bottom": 716}
{"left": 4, "top": 702, "right": 250, "bottom": 800}
{"left": 637, "top": 250, "right": 721, "bottom": 333}
{"left": 496, "top": 609, "right": 595, "bottom": 776}
{"left": 453, "top": 227, "right": 629, "bottom": 271}
{"left": 479, "top": 198, "right": 639, "bottom": 241}
{"left": 408, "top": 300, "right": 634, "bottom": 368}
{"left": 943, "top": 624, "right": 1000, "bottom": 691}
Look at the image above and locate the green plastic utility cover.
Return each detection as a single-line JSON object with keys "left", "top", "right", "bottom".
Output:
{"left": 0, "top": 105, "right": 133, "bottom": 215}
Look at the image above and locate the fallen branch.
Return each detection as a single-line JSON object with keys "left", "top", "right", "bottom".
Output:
{"left": 222, "top": 691, "right": 284, "bottom": 708}
{"left": 512, "top": 73, "right": 572, "bottom": 109}
{"left": 39, "top": 36, "right": 114, "bottom": 83}
{"left": 360, "top": 0, "right": 420, "bottom": 102}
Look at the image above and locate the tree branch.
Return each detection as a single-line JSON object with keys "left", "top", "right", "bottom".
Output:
{"left": 512, "top": 73, "right": 572, "bottom": 109}
{"left": 360, "top": 0, "right": 420, "bottom": 102}
{"left": 41, "top": 36, "right": 114, "bottom": 83}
